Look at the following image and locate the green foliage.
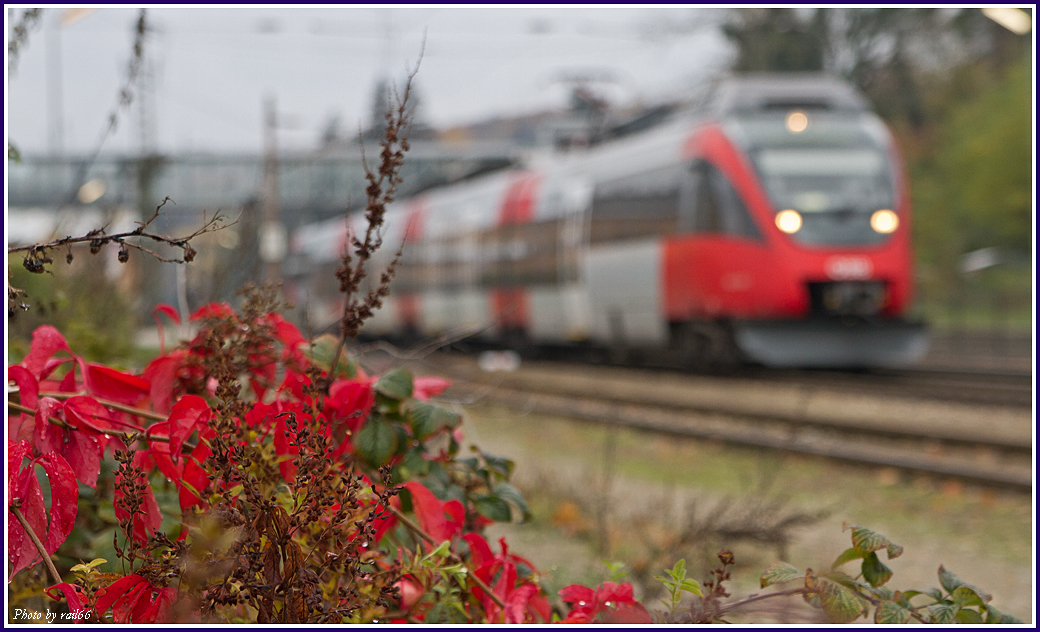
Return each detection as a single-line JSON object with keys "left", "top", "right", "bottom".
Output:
{"left": 758, "top": 523, "right": 1021, "bottom": 624}
{"left": 654, "top": 559, "right": 703, "bottom": 612}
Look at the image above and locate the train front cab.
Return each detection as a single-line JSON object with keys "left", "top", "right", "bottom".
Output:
{"left": 664, "top": 99, "right": 928, "bottom": 369}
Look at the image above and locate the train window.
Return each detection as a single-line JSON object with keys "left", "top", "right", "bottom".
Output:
{"left": 589, "top": 165, "right": 681, "bottom": 243}
{"left": 685, "top": 161, "right": 761, "bottom": 240}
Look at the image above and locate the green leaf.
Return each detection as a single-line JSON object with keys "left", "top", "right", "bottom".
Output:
{"left": 984, "top": 604, "right": 1023, "bottom": 624}
{"left": 492, "top": 482, "right": 531, "bottom": 521}
{"left": 473, "top": 495, "right": 512, "bottom": 522}
{"left": 375, "top": 368, "right": 413, "bottom": 400}
{"left": 409, "top": 401, "right": 460, "bottom": 441}
{"left": 865, "top": 585, "right": 894, "bottom": 601}
{"left": 760, "top": 561, "right": 804, "bottom": 588}
{"left": 480, "top": 450, "right": 515, "bottom": 480}
{"left": 874, "top": 600, "right": 912, "bottom": 624}
{"left": 938, "top": 566, "right": 991, "bottom": 603}
{"left": 354, "top": 419, "right": 398, "bottom": 468}
{"left": 861, "top": 551, "right": 894, "bottom": 588}
{"left": 808, "top": 574, "right": 869, "bottom": 624}
{"left": 830, "top": 546, "right": 863, "bottom": 569}
{"left": 956, "top": 608, "right": 984, "bottom": 624}
{"left": 952, "top": 585, "right": 986, "bottom": 608}
{"left": 667, "top": 559, "right": 687, "bottom": 582}
{"left": 927, "top": 603, "right": 958, "bottom": 624}
{"left": 679, "top": 579, "right": 703, "bottom": 597}
{"left": 843, "top": 522, "right": 902, "bottom": 559}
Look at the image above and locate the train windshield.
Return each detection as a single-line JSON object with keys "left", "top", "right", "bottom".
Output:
{"left": 729, "top": 113, "right": 897, "bottom": 246}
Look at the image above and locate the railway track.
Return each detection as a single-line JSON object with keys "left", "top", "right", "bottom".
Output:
{"left": 416, "top": 355, "right": 1033, "bottom": 494}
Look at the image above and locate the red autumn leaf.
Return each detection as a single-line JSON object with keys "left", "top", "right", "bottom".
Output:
{"left": 504, "top": 583, "right": 540, "bottom": 624}
{"left": 152, "top": 303, "right": 181, "bottom": 355}
{"left": 413, "top": 376, "right": 452, "bottom": 401}
{"left": 54, "top": 429, "right": 102, "bottom": 488}
{"left": 8, "top": 365, "right": 40, "bottom": 409}
{"left": 37, "top": 452, "right": 80, "bottom": 553}
{"left": 64, "top": 396, "right": 141, "bottom": 434}
{"left": 34, "top": 396, "right": 65, "bottom": 452}
{"left": 327, "top": 379, "right": 375, "bottom": 437}
{"left": 34, "top": 397, "right": 109, "bottom": 488}
{"left": 179, "top": 440, "right": 213, "bottom": 513}
{"left": 45, "top": 582, "right": 88, "bottom": 623}
{"left": 274, "top": 412, "right": 299, "bottom": 483}
{"left": 58, "top": 365, "right": 79, "bottom": 392}
{"left": 165, "top": 395, "right": 211, "bottom": 462}
{"left": 19, "top": 325, "right": 74, "bottom": 379}
{"left": 463, "top": 532, "right": 495, "bottom": 568}
{"left": 8, "top": 441, "right": 45, "bottom": 580}
{"left": 189, "top": 302, "right": 235, "bottom": 321}
{"left": 7, "top": 444, "right": 78, "bottom": 579}
{"left": 95, "top": 574, "right": 147, "bottom": 622}
{"left": 85, "top": 364, "right": 151, "bottom": 405}
{"left": 143, "top": 352, "right": 186, "bottom": 415}
{"left": 403, "top": 481, "right": 463, "bottom": 542}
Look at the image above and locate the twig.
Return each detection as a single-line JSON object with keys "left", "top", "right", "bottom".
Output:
{"left": 715, "top": 586, "right": 809, "bottom": 615}
{"left": 386, "top": 504, "right": 507, "bottom": 611}
{"left": 7, "top": 401, "right": 195, "bottom": 452}
{"left": 10, "top": 502, "right": 64, "bottom": 587}
{"left": 9, "top": 197, "right": 232, "bottom": 265}
{"left": 38, "top": 391, "right": 167, "bottom": 422}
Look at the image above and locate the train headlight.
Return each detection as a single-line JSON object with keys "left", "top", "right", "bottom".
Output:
{"left": 870, "top": 209, "right": 899, "bottom": 234}
{"left": 785, "top": 111, "right": 808, "bottom": 133}
{"left": 775, "top": 209, "right": 803, "bottom": 234}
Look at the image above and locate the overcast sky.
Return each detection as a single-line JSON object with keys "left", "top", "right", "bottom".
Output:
{"left": 6, "top": 6, "right": 736, "bottom": 157}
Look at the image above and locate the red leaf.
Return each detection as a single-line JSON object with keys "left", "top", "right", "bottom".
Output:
{"left": 19, "top": 326, "right": 73, "bottom": 379}
{"left": 165, "top": 395, "right": 210, "bottom": 462}
{"left": 152, "top": 303, "right": 181, "bottom": 355}
{"left": 85, "top": 364, "right": 151, "bottom": 405}
{"left": 8, "top": 442, "right": 47, "bottom": 580}
{"left": 179, "top": 440, "right": 212, "bottom": 513}
{"left": 45, "top": 582, "right": 88, "bottom": 623}
{"left": 55, "top": 430, "right": 102, "bottom": 488}
{"left": 558, "top": 584, "right": 596, "bottom": 607}
{"left": 601, "top": 602, "right": 653, "bottom": 624}
{"left": 274, "top": 413, "right": 299, "bottom": 483}
{"left": 95, "top": 574, "right": 147, "bottom": 622}
{"left": 413, "top": 376, "right": 452, "bottom": 401}
{"left": 505, "top": 583, "right": 539, "bottom": 624}
{"left": 34, "top": 396, "right": 65, "bottom": 453}
{"left": 59, "top": 366, "right": 79, "bottom": 392}
{"left": 403, "top": 481, "right": 462, "bottom": 542}
{"left": 189, "top": 302, "right": 235, "bottom": 321}
{"left": 143, "top": 352, "right": 187, "bottom": 415}
{"left": 8, "top": 365, "right": 40, "bottom": 409}
{"left": 64, "top": 396, "right": 141, "bottom": 434}
{"left": 463, "top": 533, "right": 495, "bottom": 568}
{"left": 36, "top": 452, "right": 79, "bottom": 553}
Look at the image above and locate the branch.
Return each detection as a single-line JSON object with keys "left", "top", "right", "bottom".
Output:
{"left": 715, "top": 586, "right": 810, "bottom": 615}
{"left": 7, "top": 401, "right": 195, "bottom": 452}
{"left": 8, "top": 197, "right": 232, "bottom": 265}
{"left": 10, "top": 502, "right": 63, "bottom": 587}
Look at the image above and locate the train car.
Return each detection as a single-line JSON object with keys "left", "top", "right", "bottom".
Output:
{"left": 288, "top": 73, "right": 929, "bottom": 369}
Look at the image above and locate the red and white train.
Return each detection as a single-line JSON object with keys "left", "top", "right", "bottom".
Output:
{"left": 289, "top": 74, "right": 928, "bottom": 369}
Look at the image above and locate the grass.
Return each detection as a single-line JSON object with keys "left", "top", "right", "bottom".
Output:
{"left": 462, "top": 403, "right": 1035, "bottom": 622}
